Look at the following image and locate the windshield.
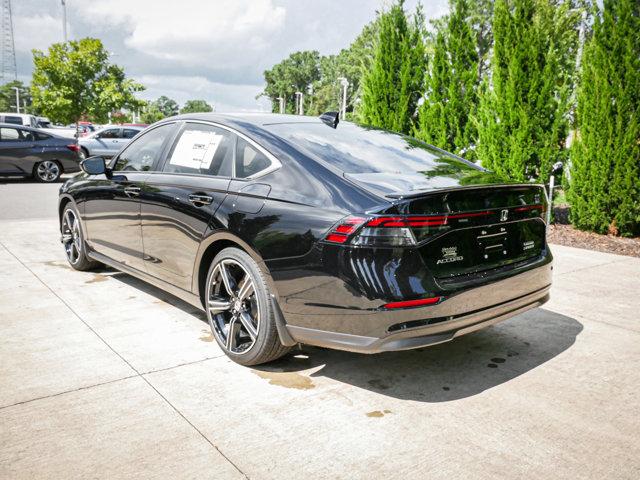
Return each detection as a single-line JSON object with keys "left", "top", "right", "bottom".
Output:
{"left": 265, "top": 122, "right": 483, "bottom": 175}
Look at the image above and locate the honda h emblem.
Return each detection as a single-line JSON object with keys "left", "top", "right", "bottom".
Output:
{"left": 500, "top": 209, "right": 509, "bottom": 222}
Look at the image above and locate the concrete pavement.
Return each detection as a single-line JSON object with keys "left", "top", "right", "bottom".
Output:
{"left": 1, "top": 180, "right": 639, "bottom": 479}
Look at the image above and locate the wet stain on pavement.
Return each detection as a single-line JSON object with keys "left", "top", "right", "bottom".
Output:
{"left": 85, "top": 274, "right": 108, "bottom": 284}
{"left": 487, "top": 363, "right": 498, "bottom": 368}
{"left": 491, "top": 357, "right": 506, "bottom": 363}
{"left": 43, "top": 260, "right": 69, "bottom": 269}
{"left": 253, "top": 370, "right": 315, "bottom": 390}
{"left": 442, "top": 386, "right": 450, "bottom": 391}
{"left": 366, "top": 409, "right": 392, "bottom": 418}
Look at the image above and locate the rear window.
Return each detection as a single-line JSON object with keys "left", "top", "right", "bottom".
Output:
{"left": 266, "top": 122, "right": 482, "bottom": 175}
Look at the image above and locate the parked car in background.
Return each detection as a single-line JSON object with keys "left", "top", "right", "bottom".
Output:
{"left": 59, "top": 113, "right": 552, "bottom": 366}
{"left": 0, "top": 123, "right": 82, "bottom": 182}
{"left": 0, "top": 113, "right": 39, "bottom": 128}
{"left": 78, "top": 125, "right": 144, "bottom": 158}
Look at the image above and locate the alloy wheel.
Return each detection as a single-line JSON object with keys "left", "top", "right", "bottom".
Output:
{"left": 36, "top": 161, "right": 60, "bottom": 182}
{"left": 61, "top": 209, "right": 82, "bottom": 265}
{"left": 207, "top": 259, "right": 260, "bottom": 354}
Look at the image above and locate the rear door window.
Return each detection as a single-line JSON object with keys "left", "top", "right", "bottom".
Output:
{"left": 122, "top": 128, "right": 140, "bottom": 139}
{"left": 162, "top": 123, "right": 234, "bottom": 177}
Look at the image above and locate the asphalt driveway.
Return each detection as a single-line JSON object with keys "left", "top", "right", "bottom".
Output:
{"left": 1, "top": 180, "right": 639, "bottom": 479}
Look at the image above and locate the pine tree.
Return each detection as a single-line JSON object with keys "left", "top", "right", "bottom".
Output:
{"left": 568, "top": 0, "right": 640, "bottom": 236}
{"left": 475, "top": 0, "right": 578, "bottom": 183}
{"left": 359, "top": 0, "right": 426, "bottom": 134}
{"left": 415, "top": 0, "right": 479, "bottom": 158}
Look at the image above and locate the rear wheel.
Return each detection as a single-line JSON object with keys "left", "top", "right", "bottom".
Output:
{"left": 61, "top": 204, "right": 100, "bottom": 271}
{"left": 80, "top": 147, "right": 89, "bottom": 159}
{"left": 34, "top": 160, "right": 61, "bottom": 182}
{"left": 205, "top": 247, "right": 290, "bottom": 366}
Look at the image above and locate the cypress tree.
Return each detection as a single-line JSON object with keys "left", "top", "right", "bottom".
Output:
{"left": 568, "top": 0, "right": 640, "bottom": 236}
{"left": 359, "top": 0, "right": 426, "bottom": 134}
{"left": 476, "top": 0, "right": 576, "bottom": 183}
{"left": 415, "top": 0, "right": 479, "bottom": 158}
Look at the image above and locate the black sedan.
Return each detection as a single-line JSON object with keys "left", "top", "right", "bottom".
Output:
{"left": 58, "top": 113, "right": 552, "bottom": 365}
{"left": 0, "top": 123, "right": 82, "bottom": 182}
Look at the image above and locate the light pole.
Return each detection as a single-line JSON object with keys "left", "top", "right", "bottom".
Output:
{"left": 12, "top": 87, "right": 20, "bottom": 113}
{"left": 276, "top": 96, "right": 284, "bottom": 114}
{"left": 337, "top": 77, "right": 349, "bottom": 119}
{"left": 295, "top": 92, "right": 303, "bottom": 115}
{"left": 61, "top": 0, "right": 68, "bottom": 42}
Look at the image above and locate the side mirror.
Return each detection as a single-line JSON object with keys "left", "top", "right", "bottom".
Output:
{"left": 551, "top": 161, "right": 563, "bottom": 176}
{"left": 81, "top": 156, "right": 107, "bottom": 175}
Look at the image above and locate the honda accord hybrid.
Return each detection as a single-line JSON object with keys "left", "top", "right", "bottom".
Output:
{"left": 58, "top": 113, "right": 552, "bottom": 365}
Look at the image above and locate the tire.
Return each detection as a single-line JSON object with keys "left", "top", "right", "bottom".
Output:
{"left": 61, "top": 203, "right": 101, "bottom": 271}
{"left": 34, "top": 160, "right": 62, "bottom": 182}
{"left": 80, "top": 147, "right": 89, "bottom": 159}
{"left": 205, "top": 247, "right": 290, "bottom": 366}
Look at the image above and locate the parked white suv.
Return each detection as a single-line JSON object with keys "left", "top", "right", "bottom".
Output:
{"left": 0, "top": 113, "right": 39, "bottom": 128}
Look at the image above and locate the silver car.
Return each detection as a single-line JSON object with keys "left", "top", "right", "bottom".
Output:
{"left": 79, "top": 125, "right": 144, "bottom": 158}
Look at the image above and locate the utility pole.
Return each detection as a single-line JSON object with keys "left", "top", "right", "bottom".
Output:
{"left": 276, "top": 96, "right": 284, "bottom": 114}
{"left": 61, "top": 0, "right": 68, "bottom": 42}
{"left": 338, "top": 77, "right": 349, "bottom": 119}
{"left": 12, "top": 86, "right": 19, "bottom": 113}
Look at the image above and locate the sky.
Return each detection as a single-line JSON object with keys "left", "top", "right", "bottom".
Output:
{"left": 11, "top": 0, "right": 448, "bottom": 112}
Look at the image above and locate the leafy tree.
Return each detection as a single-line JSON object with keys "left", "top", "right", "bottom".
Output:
{"left": 0, "top": 80, "right": 32, "bottom": 113}
{"left": 140, "top": 103, "right": 165, "bottom": 124}
{"left": 415, "top": 0, "right": 479, "bottom": 158}
{"left": 111, "top": 111, "right": 132, "bottom": 124}
{"left": 359, "top": 0, "right": 426, "bottom": 134}
{"left": 262, "top": 51, "right": 321, "bottom": 114}
{"left": 568, "top": 0, "right": 640, "bottom": 235}
{"left": 180, "top": 99, "right": 213, "bottom": 114}
{"left": 31, "top": 38, "right": 144, "bottom": 125}
{"left": 153, "top": 95, "right": 179, "bottom": 117}
{"left": 475, "top": 0, "right": 579, "bottom": 183}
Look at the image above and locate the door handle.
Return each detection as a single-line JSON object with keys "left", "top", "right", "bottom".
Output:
{"left": 188, "top": 193, "right": 213, "bottom": 206}
{"left": 124, "top": 185, "right": 141, "bottom": 197}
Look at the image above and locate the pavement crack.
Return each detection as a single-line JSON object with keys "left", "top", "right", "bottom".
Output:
{"left": 0, "top": 375, "right": 138, "bottom": 411}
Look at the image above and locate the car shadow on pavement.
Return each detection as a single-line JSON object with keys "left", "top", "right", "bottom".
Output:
{"left": 109, "top": 272, "right": 582, "bottom": 403}
{"left": 258, "top": 309, "right": 583, "bottom": 403}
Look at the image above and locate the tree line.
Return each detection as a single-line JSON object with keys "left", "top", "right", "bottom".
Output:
{"left": 262, "top": 0, "right": 639, "bottom": 236}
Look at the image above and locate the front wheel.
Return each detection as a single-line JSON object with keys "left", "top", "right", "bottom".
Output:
{"left": 34, "top": 160, "right": 61, "bottom": 182}
{"left": 205, "top": 247, "right": 290, "bottom": 366}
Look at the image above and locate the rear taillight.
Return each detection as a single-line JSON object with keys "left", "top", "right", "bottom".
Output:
{"left": 324, "top": 217, "right": 366, "bottom": 244}
{"left": 66, "top": 144, "right": 80, "bottom": 152}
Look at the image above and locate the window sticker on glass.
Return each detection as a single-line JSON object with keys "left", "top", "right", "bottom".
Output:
{"left": 170, "top": 129, "right": 223, "bottom": 170}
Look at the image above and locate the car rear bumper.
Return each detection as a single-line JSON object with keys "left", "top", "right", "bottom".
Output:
{"left": 284, "top": 260, "right": 552, "bottom": 353}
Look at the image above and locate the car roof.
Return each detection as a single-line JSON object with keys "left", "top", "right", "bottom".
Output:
{"left": 0, "top": 122, "right": 67, "bottom": 138}
{"left": 168, "top": 112, "right": 324, "bottom": 128}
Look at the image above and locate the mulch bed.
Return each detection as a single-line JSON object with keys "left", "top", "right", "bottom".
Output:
{"left": 547, "top": 206, "right": 640, "bottom": 258}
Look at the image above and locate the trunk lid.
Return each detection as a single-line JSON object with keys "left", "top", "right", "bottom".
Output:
{"left": 379, "top": 184, "right": 548, "bottom": 284}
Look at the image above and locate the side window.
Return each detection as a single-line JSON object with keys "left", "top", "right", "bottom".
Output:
{"left": 99, "top": 128, "right": 120, "bottom": 139}
{"left": 122, "top": 128, "right": 140, "bottom": 139}
{"left": 235, "top": 137, "right": 272, "bottom": 178}
{"left": 4, "top": 116, "right": 23, "bottom": 125}
{"left": 163, "top": 123, "right": 234, "bottom": 177}
{"left": 34, "top": 132, "right": 51, "bottom": 141}
{"left": 113, "top": 124, "right": 174, "bottom": 172}
{"left": 0, "top": 127, "right": 24, "bottom": 141}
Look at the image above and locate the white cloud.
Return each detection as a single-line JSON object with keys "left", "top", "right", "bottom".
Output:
{"left": 74, "top": 0, "right": 286, "bottom": 68}
{"left": 13, "top": 14, "right": 65, "bottom": 52}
